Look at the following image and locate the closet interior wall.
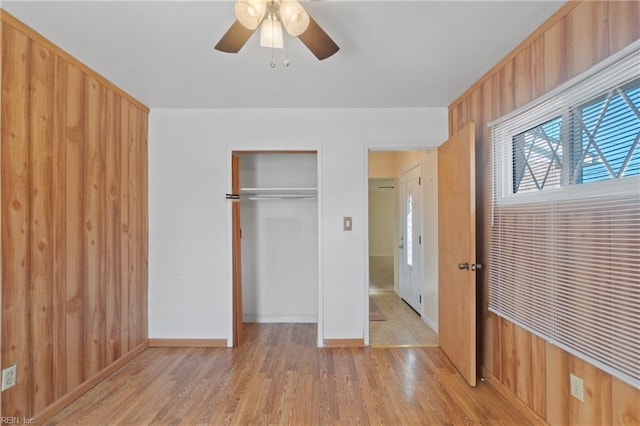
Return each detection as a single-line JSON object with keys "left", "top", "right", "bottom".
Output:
{"left": 239, "top": 153, "right": 318, "bottom": 323}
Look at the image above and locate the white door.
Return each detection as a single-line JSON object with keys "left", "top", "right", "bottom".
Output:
{"left": 399, "top": 166, "right": 422, "bottom": 314}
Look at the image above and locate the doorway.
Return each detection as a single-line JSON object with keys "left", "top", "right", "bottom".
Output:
{"left": 367, "top": 150, "right": 438, "bottom": 347}
{"left": 231, "top": 151, "right": 320, "bottom": 347}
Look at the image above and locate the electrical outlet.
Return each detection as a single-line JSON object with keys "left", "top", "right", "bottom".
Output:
{"left": 2, "top": 365, "right": 17, "bottom": 391}
{"left": 570, "top": 373, "right": 584, "bottom": 402}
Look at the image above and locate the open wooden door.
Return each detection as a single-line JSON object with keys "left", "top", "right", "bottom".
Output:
{"left": 232, "top": 153, "right": 243, "bottom": 346}
{"left": 438, "top": 123, "right": 477, "bottom": 386}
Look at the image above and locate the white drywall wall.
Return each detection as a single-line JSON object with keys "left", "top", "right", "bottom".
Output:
{"left": 239, "top": 153, "right": 318, "bottom": 323}
{"left": 148, "top": 108, "right": 447, "bottom": 342}
{"left": 368, "top": 179, "right": 396, "bottom": 257}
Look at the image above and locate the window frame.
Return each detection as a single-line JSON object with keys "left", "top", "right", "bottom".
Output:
{"left": 492, "top": 41, "right": 640, "bottom": 207}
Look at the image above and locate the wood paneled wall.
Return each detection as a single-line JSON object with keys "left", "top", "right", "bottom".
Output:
{"left": 0, "top": 11, "right": 148, "bottom": 419}
{"left": 448, "top": 2, "right": 639, "bottom": 425}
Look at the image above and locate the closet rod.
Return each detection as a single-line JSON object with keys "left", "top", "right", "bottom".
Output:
{"left": 245, "top": 195, "right": 317, "bottom": 201}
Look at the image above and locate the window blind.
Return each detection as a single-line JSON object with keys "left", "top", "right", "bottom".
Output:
{"left": 489, "top": 41, "right": 640, "bottom": 390}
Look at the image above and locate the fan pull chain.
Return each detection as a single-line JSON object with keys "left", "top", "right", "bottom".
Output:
{"left": 270, "top": 14, "right": 276, "bottom": 68}
{"left": 284, "top": 32, "right": 290, "bottom": 67}
{"left": 270, "top": 41, "right": 276, "bottom": 67}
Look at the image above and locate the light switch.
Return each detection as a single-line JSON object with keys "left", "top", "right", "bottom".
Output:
{"left": 343, "top": 216, "right": 352, "bottom": 231}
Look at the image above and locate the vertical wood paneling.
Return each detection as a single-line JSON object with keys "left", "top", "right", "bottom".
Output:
{"left": 105, "top": 89, "right": 121, "bottom": 364}
{"left": 0, "top": 17, "right": 4, "bottom": 417}
{"left": 469, "top": 89, "right": 482, "bottom": 141}
{"left": 29, "top": 41, "right": 55, "bottom": 414}
{"left": 128, "top": 104, "right": 140, "bottom": 350}
{"left": 135, "top": 107, "right": 146, "bottom": 346}
{"left": 2, "top": 14, "right": 149, "bottom": 418}
{"left": 65, "top": 64, "right": 85, "bottom": 391}
{"left": 140, "top": 112, "right": 149, "bottom": 343}
{"left": 51, "top": 55, "right": 68, "bottom": 401}
{"left": 480, "top": 78, "right": 501, "bottom": 380}
{"left": 120, "top": 99, "right": 130, "bottom": 355}
{"left": 456, "top": 99, "right": 470, "bottom": 133}
{"left": 566, "top": 1, "right": 609, "bottom": 79}
{"left": 500, "top": 318, "right": 516, "bottom": 394}
{"left": 500, "top": 60, "right": 515, "bottom": 117}
{"left": 608, "top": 1, "right": 640, "bottom": 55}
{"left": 449, "top": 108, "right": 458, "bottom": 137}
{"left": 531, "top": 335, "right": 546, "bottom": 418}
{"left": 569, "top": 356, "right": 612, "bottom": 425}
{"left": 514, "top": 46, "right": 532, "bottom": 109}
{"left": 543, "top": 18, "right": 567, "bottom": 92}
{"left": 84, "top": 76, "right": 107, "bottom": 379}
{"left": 531, "top": 37, "right": 545, "bottom": 100}
{"left": 545, "top": 342, "right": 569, "bottom": 425}
{"left": 611, "top": 377, "right": 640, "bottom": 425}
{"left": 514, "top": 327, "right": 533, "bottom": 406}
{"left": 491, "top": 72, "right": 502, "bottom": 123}
{"left": 1, "top": 23, "right": 31, "bottom": 417}
{"left": 488, "top": 71, "right": 504, "bottom": 382}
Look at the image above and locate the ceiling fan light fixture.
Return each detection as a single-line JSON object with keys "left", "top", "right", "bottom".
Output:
{"left": 215, "top": 0, "right": 339, "bottom": 61}
{"left": 279, "top": 0, "right": 310, "bottom": 36}
{"left": 260, "top": 15, "right": 284, "bottom": 49}
{"left": 234, "top": 0, "right": 267, "bottom": 30}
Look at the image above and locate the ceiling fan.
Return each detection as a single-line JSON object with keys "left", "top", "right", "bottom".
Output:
{"left": 215, "top": 0, "right": 339, "bottom": 61}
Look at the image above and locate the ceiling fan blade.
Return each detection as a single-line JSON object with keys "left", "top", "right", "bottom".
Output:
{"left": 297, "top": 17, "right": 339, "bottom": 61}
{"left": 215, "top": 20, "right": 255, "bottom": 53}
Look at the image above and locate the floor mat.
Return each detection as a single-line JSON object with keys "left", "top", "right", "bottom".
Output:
{"left": 369, "top": 297, "right": 387, "bottom": 321}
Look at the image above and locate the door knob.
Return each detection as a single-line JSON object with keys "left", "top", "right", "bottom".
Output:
{"left": 471, "top": 263, "right": 483, "bottom": 271}
{"left": 458, "top": 262, "right": 469, "bottom": 270}
{"left": 399, "top": 244, "right": 404, "bottom": 249}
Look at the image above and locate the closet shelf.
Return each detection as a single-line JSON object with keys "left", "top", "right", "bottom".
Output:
{"left": 240, "top": 187, "right": 317, "bottom": 200}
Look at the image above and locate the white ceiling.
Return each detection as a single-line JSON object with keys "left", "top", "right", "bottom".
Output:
{"left": 2, "top": 0, "right": 565, "bottom": 109}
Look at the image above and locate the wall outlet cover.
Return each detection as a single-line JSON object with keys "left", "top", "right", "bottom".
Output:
{"left": 2, "top": 364, "right": 17, "bottom": 391}
{"left": 569, "top": 373, "right": 584, "bottom": 402}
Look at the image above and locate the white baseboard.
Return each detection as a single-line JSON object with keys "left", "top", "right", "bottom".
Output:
{"left": 422, "top": 315, "right": 438, "bottom": 333}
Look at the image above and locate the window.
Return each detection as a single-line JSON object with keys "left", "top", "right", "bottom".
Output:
{"left": 572, "top": 79, "right": 640, "bottom": 183}
{"left": 489, "top": 43, "right": 640, "bottom": 390}
{"left": 406, "top": 195, "right": 413, "bottom": 267}
{"left": 510, "top": 78, "right": 640, "bottom": 195}
{"left": 512, "top": 116, "right": 563, "bottom": 193}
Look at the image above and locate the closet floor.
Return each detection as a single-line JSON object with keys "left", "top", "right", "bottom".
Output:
{"left": 369, "top": 292, "right": 438, "bottom": 347}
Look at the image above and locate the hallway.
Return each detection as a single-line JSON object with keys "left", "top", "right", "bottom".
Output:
{"left": 369, "top": 256, "right": 438, "bottom": 347}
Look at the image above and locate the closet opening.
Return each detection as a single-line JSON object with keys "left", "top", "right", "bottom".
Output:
{"left": 231, "top": 151, "right": 319, "bottom": 347}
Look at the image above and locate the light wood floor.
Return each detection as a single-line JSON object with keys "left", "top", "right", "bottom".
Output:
{"left": 47, "top": 324, "right": 545, "bottom": 425}
{"left": 370, "top": 292, "right": 438, "bottom": 347}
{"left": 369, "top": 255, "right": 438, "bottom": 347}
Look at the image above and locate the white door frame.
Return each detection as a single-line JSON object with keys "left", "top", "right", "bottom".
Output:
{"left": 226, "top": 146, "right": 324, "bottom": 347}
{"left": 364, "top": 147, "right": 436, "bottom": 346}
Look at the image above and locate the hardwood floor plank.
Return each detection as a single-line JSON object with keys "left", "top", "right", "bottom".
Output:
{"left": 46, "top": 324, "right": 545, "bottom": 425}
